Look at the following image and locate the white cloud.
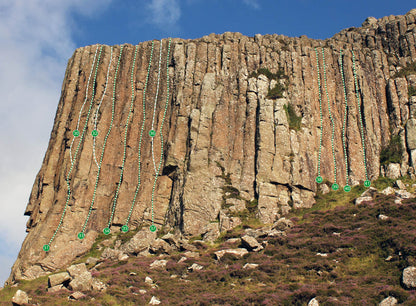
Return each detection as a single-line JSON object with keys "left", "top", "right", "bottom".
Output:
{"left": 242, "top": 0, "right": 260, "bottom": 9}
{"left": 0, "top": 0, "right": 112, "bottom": 286}
{"left": 146, "top": 0, "right": 181, "bottom": 29}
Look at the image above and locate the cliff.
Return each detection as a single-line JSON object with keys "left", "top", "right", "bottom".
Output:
{"left": 7, "top": 9, "right": 416, "bottom": 284}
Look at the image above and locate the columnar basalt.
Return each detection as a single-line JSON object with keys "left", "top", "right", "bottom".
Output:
{"left": 7, "top": 9, "right": 416, "bottom": 284}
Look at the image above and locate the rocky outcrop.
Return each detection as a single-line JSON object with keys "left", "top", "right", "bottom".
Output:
{"left": 7, "top": 9, "right": 416, "bottom": 283}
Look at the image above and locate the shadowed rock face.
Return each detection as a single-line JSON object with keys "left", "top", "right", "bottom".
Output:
{"left": 7, "top": 9, "right": 416, "bottom": 283}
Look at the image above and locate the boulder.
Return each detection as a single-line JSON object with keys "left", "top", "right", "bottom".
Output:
{"left": 91, "top": 279, "right": 107, "bottom": 292}
{"left": 402, "top": 266, "right": 416, "bottom": 288}
{"left": 319, "top": 184, "right": 330, "bottom": 195}
{"left": 149, "top": 296, "right": 161, "bottom": 305}
{"left": 241, "top": 235, "right": 263, "bottom": 252}
{"left": 360, "top": 187, "right": 377, "bottom": 198}
{"left": 394, "top": 180, "right": 406, "bottom": 190}
{"left": 48, "top": 272, "right": 71, "bottom": 287}
{"left": 47, "top": 284, "right": 70, "bottom": 293}
{"left": 243, "top": 263, "right": 259, "bottom": 269}
{"left": 85, "top": 257, "right": 99, "bottom": 266}
{"left": 396, "top": 189, "right": 414, "bottom": 199}
{"left": 386, "top": 164, "right": 401, "bottom": 179}
{"left": 150, "top": 259, "right": 168, "bottom": 269}
{"left": 69, "top": 291, "right": 86, "bottom": 300}
{"left": 150, "top": 238, "right": 174, "bottom": 254}
{"left": 188, "top": 263, "right": 204, "bottom": 272}
{"left": 145, "top": 276, "right": 154, "bottom": 284}
{"left": 67, "top": 263, "right": 88, "bottom": 278}
{"left": 214, "top": 248, "right": 249, "bottom": 260}
{"left": 378, "top": 214, "right": 389, "bottom": 220}
{"left": 120, "top": 229, "right": 157, "bottom": 255}
{"left": 379, "top": 296, "right": 398, "bottom": 306}
{"left": 68, "top": 271, "right": 93, "bottom": 291}
{"left": 355, "top": 196, "right": 373, "bottom": 205}
{"left": 308, "top": 297, "right": 319, "bottom": 306}
{"left": 11, "top": 290, "right": 29, "bottom": 305}
{"left": 381, "top": 187, "right": 396, "bottom": 195}
{"left": 273, "top": 217, "right": 294, "bottom": 231}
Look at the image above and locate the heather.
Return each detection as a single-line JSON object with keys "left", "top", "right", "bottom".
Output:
{"left": 2, "top": 187, "right": 416, "bottom": 305}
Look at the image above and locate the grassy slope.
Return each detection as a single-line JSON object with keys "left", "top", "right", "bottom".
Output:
{"left": 1, "top": 178, "right": 416, "bottom": 305}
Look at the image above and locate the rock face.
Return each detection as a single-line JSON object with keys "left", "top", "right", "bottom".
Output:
{"left": 7, "top": 9, "right": 416, "bottom": 283}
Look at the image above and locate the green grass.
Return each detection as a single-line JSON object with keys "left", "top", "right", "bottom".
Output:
{"left": 283, "top": 103, "right": 302, "bottom": 130}
{"left": 267, "top": 83, "right": 286, "bottom": 99}
{"left": 380, "top": 134, "right": 403, "bottom": 165}
{"left": 394, "top": 61, "right": 416, "bottom": 78}
{"left": 249, "top": 67, "right": 287, "bottom": 81}
{"left": 409, "top": 85, "right": 416, "bottom": 98}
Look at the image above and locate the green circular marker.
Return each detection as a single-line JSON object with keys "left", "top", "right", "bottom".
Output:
{"left": 364, "top": 180, "right": 371, "bottom": 187}
{"left": 77, "top": 232, "right": 85, "bottom": 240}
{"left": 92, "top": 130, "right": 98, "bottom": 137}
{"left": 149, "top": 225, "right": 157, "bottom": 232}
{"left": 43, "top": 245, "right": 50, "bottom": 252}
{"left": 103, "top": 227, "right": 111, "bottom": 235}
{"left": 149, "top": 130, "right": 156, "bottom": 137}
{"left": 73, "top": 130, "right": 80, "bottom": 137}
{"left": 121, "top": 225, "right": 129, "bottom": 233}
{"left": 316, "top": 176, "right": 323, "bottom": 184}
{"left": 344, "top": 185, "right": 351, "bottom": 192}
{"left": 332, "top": 183, "right": 339, "bottom": 191}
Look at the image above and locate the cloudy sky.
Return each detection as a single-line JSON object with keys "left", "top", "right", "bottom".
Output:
{"left": 0, "top": 0, "right": 414, "bottom": 286}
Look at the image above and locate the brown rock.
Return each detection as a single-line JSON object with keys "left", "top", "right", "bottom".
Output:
{"left": 241, "top": 235, "right": 263, "bottom": 252}
{"left": 69, "top": 291, "right": 86, "bottom": 300}
{"left": 402, "top": 266, "right": 416, "bottom": 288}
{"left": 48, "top": 272, "right": 70, "bottom": 287}
{"left": 67, "top": 263, "right": 88, "bottom": 278}
{"left": 119, "top": 229, "right": 157, "bottom": 255}
{"left": 9, "top": 11, "right": 416, "bottom": 283}
{"left": 68, "top": 271, "right": 93, "bottom": 291}
{"left": 11, "top": 290, "right": 29, "bottom": 305}
{"left": 214, "top": 248, "right": 249, "bottom": 260}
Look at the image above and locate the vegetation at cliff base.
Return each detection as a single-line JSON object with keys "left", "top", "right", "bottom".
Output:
{"left": 380, "top": 134, "right": 403, "bottom": 165}
{"left": 2, "top": 178, "right": 416, "bottom": 305}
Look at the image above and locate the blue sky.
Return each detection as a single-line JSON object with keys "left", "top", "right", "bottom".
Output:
{"left": 0, "top": 0, "right": 415, "bottom": 287}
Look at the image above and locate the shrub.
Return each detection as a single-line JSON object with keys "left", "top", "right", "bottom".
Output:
{"left": 267, "top": 83, "right": 286, "bottom": 99}
{"left": 380, "top": 134, "right": 403, "bottom": 165}
{"left": 394, "top": 61, "right": 416, "bottom": 78}
{"left": 249, "top": 67, "right": 287, "bottom": 81}
{"left": 409, "top": 85, "right": 416, "bottom": 98}
{"left": 283, "top": 103, "right": 302, "bottom": 130}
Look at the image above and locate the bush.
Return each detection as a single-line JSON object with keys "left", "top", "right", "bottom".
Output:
{"left": 283, "top": 103, "right": 302, "bottom": 130}
{"left": 267, "top": 83, "right": 286, "bottom": 99}
{"left": 249, "top": 67, "right": 287, "bottom": 81}
{"left": 380, "top": 134, "right": 403, "bottom": 165}
{"left": 394, "top": 61, "right": 416, "bottom": 78}
{"left": 409, "top": 85, "right": 416, "bottom": 98}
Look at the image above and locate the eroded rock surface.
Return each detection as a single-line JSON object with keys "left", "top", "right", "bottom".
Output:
{"left": 8, "top": 9, "right": 416, "bottom": 283}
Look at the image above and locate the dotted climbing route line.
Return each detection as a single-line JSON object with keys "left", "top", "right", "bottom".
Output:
{"left": 150, "top": 37, "right": 172, "bottom": 230}
{"left": 70, "top": 46, "right": 99, "bottom": 163}
{"left": 122, "top": 41, "right": 155, "bottom": 233}
{"left": 93, "top": 47, "right": 114, "bottom": 168}
{"left": 322, "top": 48, "right": 339, "bottom": 191}
{"left": 44, "top": 46, "right": 103, "bottom": 252}
{"left": 151, "top": 40, "right": 164, "bottom": 175}
{"left": 352, "top": 50, "right": 371, "bottom": 187}
{"left": 105, "top": 45, "right": 139, "bottom": 234}
{"left": 314, "top": 48, "right": 324, "bottom": 184}
{"left": 77, "top": 46, "right": 122, "bottom": 240}
{"left": 339, "top": 50, "right": 351, "bottom": 192}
